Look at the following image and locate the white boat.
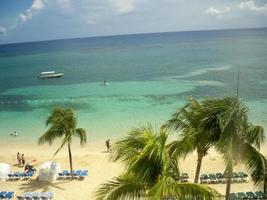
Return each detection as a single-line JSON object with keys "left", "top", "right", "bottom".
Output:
{"left": 38, "top": 71, "right": 64, "bottom": 79}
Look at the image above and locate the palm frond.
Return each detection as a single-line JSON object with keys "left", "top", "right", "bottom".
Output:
{"left": 244, "top": 125, "right": 264, "bottom": 149}
{"left": 74, "top": 128, "right": 87, "bottom": 146}
{"left": 240, "top": 142, "right": 266, "bottom": 187}
{"left": 148, "top": 176, "right": 222, "bottom": 200}
{"left": 38, "top": 128, "right": 62, "bottom": 145}
{"left": 110, "top": 125, "right": 153, "bottom": 162}
{"left": 95, "top": 175, "right": 146, "bottom": 200}
{"left": 167, "top": 133, "right": 196, "bottom": 159}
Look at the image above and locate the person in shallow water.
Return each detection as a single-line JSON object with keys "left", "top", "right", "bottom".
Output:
{"left": 10, "top": 131, "right": 18, "bottom": 137}
{"left": 105, "top": 139, "right": 111, "bottom": 152}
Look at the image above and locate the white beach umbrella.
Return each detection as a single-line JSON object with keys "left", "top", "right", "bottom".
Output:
{"left": 38, "top": 161, "right": 61, "bottom": 182}
{"left": 0, "top": 163, "right": 11, "bottom": 181}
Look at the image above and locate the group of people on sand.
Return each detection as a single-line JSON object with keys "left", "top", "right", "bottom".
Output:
{"left": 16, "top": 152, "right": 36, "bottom": 172}
{"left": 16, "top": 152, "right": 25, "bottom": 166}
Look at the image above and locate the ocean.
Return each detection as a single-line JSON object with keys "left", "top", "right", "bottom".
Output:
{"left": 0, "top": 28, "right": 267, "bottom": 142}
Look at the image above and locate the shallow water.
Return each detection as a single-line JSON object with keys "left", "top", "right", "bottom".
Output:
{"left": 0, "top": 28, "right": 267, "bottom": 141}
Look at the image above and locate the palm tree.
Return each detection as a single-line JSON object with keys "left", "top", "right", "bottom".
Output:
{"left": 165, "top": 98, "right": 221, "bottom": 183}
{"left": 247, "top": 149, "right": 267, "bottom": 194}
{"left": 38, "top": 107, "right": 87, "bottom": 179}
{"left": 195, "top": 97, "right": 264, "bottom": 200}
{"left": 95, "top": 125, "right": 221, "bottom": 200}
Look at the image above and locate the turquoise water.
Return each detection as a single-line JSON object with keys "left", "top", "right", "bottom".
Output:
{"left": 0, "top": 28, "right": 267, "bottom": 141}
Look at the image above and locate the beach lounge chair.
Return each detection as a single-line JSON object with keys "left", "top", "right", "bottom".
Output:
{"left": 23, "top": 192, "right": 33, "bottom": 200}
{"left": 208, "top": 174, "right": 217, "bottom": 184}
{"left": 232, "top": 172, "right": 241, "bottom": 183}
{"left": 32, "top": 192, "right": 41, "bottom": 200}
{"left": 181, "top": 173, "right": 189, "bottom": 179}
{"left": 200, "top": 174, "right": 209, "bottom": 184}
{"left": 27, "top": 171, "right": 35, "bottom": 178}
{"left": 20, "top": 172, "right": 30, "bottom": 180}
{"left": 40, "top": 192, "right": 53, "bottom": 200}
{"left": 5, "top": 192, "right": 14, "bottom": 199}
{"left": 245, "top": 192, "right": 256, "bottom": 199}
{"left": 238, "top": 171, "right": 248, "bottom": 178}
{"left": 216, "top": 173, "right": 225, "bottom": 183}
{"left": 236, "top": 192, "right": 247, "bottom": 199}
{"left": 237, "top": 172, "right": 248, "bottom": 183}
{"left": 57, "top": 170, "right": 69, "bottom": 179}
{"left": 0, "top": 191, "right": 14, "bottom": 199}
{"left": 0, "top": 191, "right": 7, "bottom": 198}
{"left": 180, "top": 173, "right": 189, "bottom": 182}
{"left": 73, "top": 170, "right": 82, "bottom": 178}
{"left": 9, "top": 172, "right": 21, "bottom": 181}
{"left": 229, "top": 193, "right": 238, "bottom": 200}
{"left": 78, "top": 170, "right": 88, "bottom": 179}
{"left": 62, "top": 170, "right": 71, "bottom": 179}
{"left": 57, "top": 172, "right": 64, "bottom": 179}
{"left": 254, "top": 191, "right": 265, "bottom": 199}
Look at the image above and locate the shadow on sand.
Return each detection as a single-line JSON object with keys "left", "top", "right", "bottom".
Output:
{"left": 12, "top": 164, "right": 24, "bottom": 168}
{"left": 19, "top": 179, "right": 71, "bottom": 192}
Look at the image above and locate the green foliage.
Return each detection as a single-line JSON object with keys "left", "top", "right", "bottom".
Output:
{"left": 96, "top": 125, "right": 222, "bottom": 200}
{"left": 193, "top": 97, "right": 265, "bottom": 195}
{"left": 38, "top": 107, "right": 87, "bottom": 156}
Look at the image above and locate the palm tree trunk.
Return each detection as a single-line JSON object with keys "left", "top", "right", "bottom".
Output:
{"left": 264, "top": 174, "right": 267, "bottom": 194}
{"left": 225, "top": 163, "right": 233, "bottom": 200}
{"left": 68, "top": 142, "right": 74, "bottom": 179}
{"left": 194, "top": 151, "right": 204, "bottom": 183}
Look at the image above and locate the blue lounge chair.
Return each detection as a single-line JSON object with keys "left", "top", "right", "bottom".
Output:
{"left": 57, "top": 172, "right": 64, "bottom": 179}
{"left": 180, "top": 173, "right": 189, "bottom": 182}
{"left": 40, "top": 192, "right": 53, "bottom": 200}
{"left": 255, "top": 191, "right": 264, "bottom": 199}
{"left": 237, "top": 192, "right": 246, "bottom": 199}
{"left": 200, "top": 174, "right": 209, "bottom": 184}
{"left": 27, "top": 171, "right": 34, "bottom": 177}
{"left": 32, "top": 192, "right": 41, "bottom": 199}
{"left": 229, "top": 193, "right": 238, "bottom": 200}
{"left": 78, "top": 170, "right": 88, "bottom": 179}
{"left": 62, "top": 170, "right": 70, "bottom": 176}
{"left": 0, "top": 192, "right": 7, "bottom": 198}
{"left": 9, "top": 172, "right": 20, "bottom": 181}
{"left": 238, "top": 171, "right": 248, "bottom": 178}
{"left": 23, "top": 192, "right": 33, "bottom": 199}
{"left": 4, "top": 192, "right": 14, "bottom": 199}
{"left": 0, "top": 191, "right": 7, "bottom": 198}
{"left": 73, "top": 170, "right": 82, "bottom": 178}
{"left": 62, "top": 170, "right": 71, "bottom": 179}
{"left": 216, "top": 173, "right": 225, "bottom": 183}
{"left": 20, "top": 172, "right": 29, "bottom": 180}
{"left": 208, "top": 174, "right": 217, "bottom": 184}
{"left": 0, "top": 191, "right": 14, "bottom": 199}
{"left": 246, "top": 192, "right": 256, "bottom": 199}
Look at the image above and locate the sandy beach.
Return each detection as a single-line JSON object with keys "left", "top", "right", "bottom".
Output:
{"left": 0, "top": 139, "right": 266, "bottom": 200}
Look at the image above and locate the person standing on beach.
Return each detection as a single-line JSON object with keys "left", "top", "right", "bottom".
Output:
{"left": 21, "top": 154, "right": 25, "bottom": 166}
{"left": 16, "top": 152, "right": 21, "bottom": 165}
{"left": 105, "top": 139, "right": 111, "bottom": 152}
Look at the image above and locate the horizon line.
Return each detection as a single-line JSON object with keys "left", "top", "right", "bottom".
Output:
{"left": 0, "top": 26, "right": 267, "bottom": 46}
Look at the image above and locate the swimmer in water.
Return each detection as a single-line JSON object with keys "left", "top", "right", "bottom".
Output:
{"left": 10, "top": 131, "right": 18, "bottom": 137}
